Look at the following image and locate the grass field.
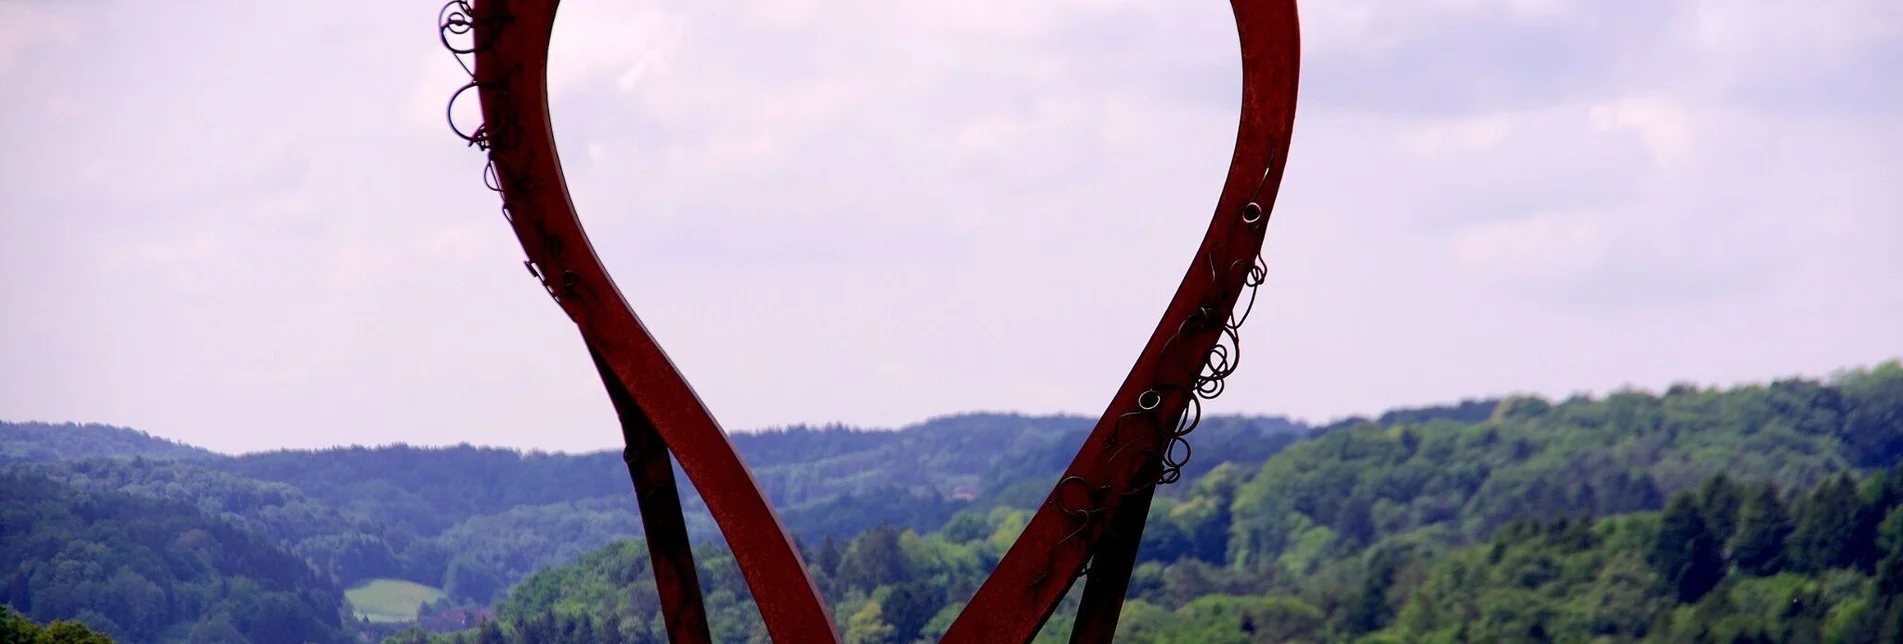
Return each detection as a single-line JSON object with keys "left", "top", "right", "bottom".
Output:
{"left": 344, "top": 579, "right": 446, "bottom": 623}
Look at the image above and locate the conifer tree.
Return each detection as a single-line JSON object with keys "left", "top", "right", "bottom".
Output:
{"left": 1700, "top": 473, "right": 1743, "bottom": 543}
{"left": 1340, "top": 548, "right": 1401, "bottom": 636}
{"left": 1650, "top": 492, "right": 1725, "bottom": 603}
{"left": 1730, "top": 482, "right": 1792, "bottom": 576}
{"left": 882, "top": 580, "right": 943, "bottom": 644}
{"left": 839, "top": 522, "right": 906, "bottom": 592}
{"left": 1790, "top": 475, "right": 1862, "bottom": 572}
{"left": 1850, "top": 470, "right": 1903, "bottom": 571}
{"left": 815, "top": 534, "right": 844, "bottom": 577}
{"left": 474, "top": 618, "right": 505, "bottom": 644}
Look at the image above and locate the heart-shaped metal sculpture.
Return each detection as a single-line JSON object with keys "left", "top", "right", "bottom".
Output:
{"left": 440, "top": 1, "right": 1299, "bottom": 641}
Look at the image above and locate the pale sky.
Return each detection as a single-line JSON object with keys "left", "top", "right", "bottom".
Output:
{"left": 1, "top": 0, "right": 1898, "bottom": 454}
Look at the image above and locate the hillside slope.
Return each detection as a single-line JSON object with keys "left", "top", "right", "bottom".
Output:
{"left": 0, "top": 421, "right": 218, "bottom": 463}
{"left": 411, "top": 361, "right": 1903, "bottom": 643}
{"left": 0, "top": 471, "right": 351, "bottom": 644}
{"left": 0, "top": 412, "right": 1308, "bottom": 612}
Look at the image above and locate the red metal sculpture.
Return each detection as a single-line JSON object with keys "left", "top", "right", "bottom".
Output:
{"left": 439, "top": 1, "right": 1299, "bottom": 641}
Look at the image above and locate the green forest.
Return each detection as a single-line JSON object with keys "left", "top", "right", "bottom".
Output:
{"left": 3, "top": 360, "right": 1899, "bottom": 643}
{"left": 2, "top": 605, "right": 113, "bottom": 643}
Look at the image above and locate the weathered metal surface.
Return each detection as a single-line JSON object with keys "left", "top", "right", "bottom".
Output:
{"left": 439, "top": 0, "right": 839, "bottom": 641}
{"left": 588, "top": 343, "right": 713, "bottom": 644}
{"left": 441, "top": 0, "right": 1300, "bottom": 641}
{"left": 939, "top": 1, "right": 1300, "bottom": 640}
{"left": 1066, "top": 484, "right": 1156, "bottom": 643}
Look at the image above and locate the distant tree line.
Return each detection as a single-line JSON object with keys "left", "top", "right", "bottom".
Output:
{"left": 0, "top": 473, "right": 350, "bottom": 643}
{"left": 1, "top": 360, "right": 1895, "bottom": 642}
{"left": 390, "top": 362, "right": 1903, "bottom": 643}
{"left": 1, "top": 605, "right": 114, "bottom": 643}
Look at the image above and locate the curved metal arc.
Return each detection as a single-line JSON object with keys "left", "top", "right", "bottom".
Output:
{"left": 940, "top": 1, "right": 1300, "bottom": 641}
{"left": 462, "top": 0, "right": 840, "bottom": 641}
{"left": 451, "top": 0, "right": 1298, "bottom": 641}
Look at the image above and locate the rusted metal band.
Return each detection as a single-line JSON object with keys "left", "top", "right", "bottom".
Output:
{"left": 446, "top": 0, "right": 1299, "bottom": 641}
{"left": 939, "top": 2, "right": 1300, "bottom": 641}
{"left": 1066, "top": 483, "right": 1156, "bottom": 643}
{"left": 587, "top": 343, "right": 713, "bottom": 644}
{"left": 460, "top": 1, "right": 840, "bottom": 641}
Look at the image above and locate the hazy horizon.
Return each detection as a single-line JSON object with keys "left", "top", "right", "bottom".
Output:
{"left": 4, "top": 0, "right": 1899, "bottom": 454}
{"left": 8, "top": 356, "right": 1897, "bottom": 456}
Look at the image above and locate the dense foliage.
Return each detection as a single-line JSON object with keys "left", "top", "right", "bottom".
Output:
{"left": 385, "top": 361, "right": 1903, "bottom": 643}
{"left": 8, "top": 458, "right": 452, "bottom": 590}
{"left": 380, "top": 465, "right": 1903, "bottom": 643}
{"left": 1367, "top": 468, "right": 1903, "bottom": 642}
{"left": 1230, "top": 363, "right": 1903, "bottom": 583}
{"left": 0, "top": 412, "right": 1304, "bottom": 604}
{"left": 0, "top": 472, "right": 350, "bottom": 643}
{"left": 0, "top": 605, "right": 114, "bottom": 644}
{"left": 0, "top": 422, "right": 215, "bottom": 463}
{"left": 3, "top": 360, "right": 1897, "bottom": 642}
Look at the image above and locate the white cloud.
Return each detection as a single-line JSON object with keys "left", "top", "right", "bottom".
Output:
{"left": 1689, "top": 0, "right": 1902, "bottom": 62}
{"left": 548, "top": 3, "right": 685, "bottom": 101}
{"left": 1452, "top": 211, "right": 1611, "bottom": 283}
{"left": 102, "top": 235, "right": 219, "bottom": 271}
{"left": 1589, "top": 97, "right": 1693, "bottom": 170}
{"left": 1397, "top": 111, "right": 1517, "bottom": 155}
{"left": 0, "top": 0, "right": 1898, "bottom": 453}
{"left": 0, "top": 1, "right": 77, "bottom": 76}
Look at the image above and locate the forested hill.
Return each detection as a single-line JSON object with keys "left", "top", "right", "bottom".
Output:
{"left": 183, "top": 413, "right": 1301, "bottom": 536}
{"left": 0, "top": 411, "right": 1308, "bottom": 640}
{"left": 0, "top": 421, "right": 218, "bottom": 463}
{"left": 2, "top": 412, "right": 1308, "bottom": 539}
{"left": 0, "top": 471, "right": 351, "bottom": 643}
{"left": 5, "top": 360, "right": 1900, "bottom": 643}
{"left": 394, "top": 360, "right": 1903, "bottom": 643}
